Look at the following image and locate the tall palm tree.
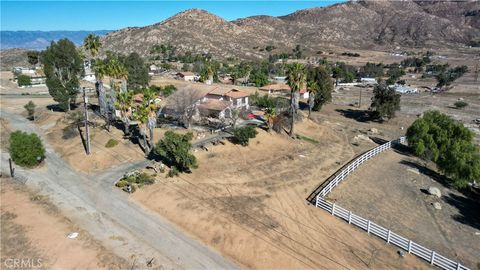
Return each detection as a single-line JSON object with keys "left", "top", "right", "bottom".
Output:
{"left": 286, "top": 63, "right": 306, "bottom": 137}
{"left": 133, "top": 105, "right": 150, "bottom": 154}
{"left": 83, "top": 34, "right": 101, "bottom": 59}
{"left": 307, "top": 80, "right": 319, "bottom": 119}
{"left": 115, "top": 90, "right": 133, "bottom": 135}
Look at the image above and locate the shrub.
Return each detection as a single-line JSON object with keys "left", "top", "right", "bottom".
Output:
{"left": 17, "top": 75, "right": 32, "bottom": 86}
{"left": 233, "top": 126, "right": 258, "bottom": 146}
{"left": 115, "top": 180, "right": 129, "bottom": 188}
{"left": 370, "top": 83, "right": 401, "bottom": 120}
{"left": 105, "top": 138, "right": 119, "bottom": 148}
{"left": 24, "top": 101, "right": 36, "bottom": 120}
{"left": 62, "top": 126, "right": 78, "bottom": 140}
{"left": 154, "top": 131, "right": 198, "bottom": 172}
{"left": 454, "top": 101, "right": 468, "bottom": 109}
{"left": 9, "top": 131, "right": 45, "bottom": 167}
{"left": 167, "top": 166, "right": 179, "bottom": 177}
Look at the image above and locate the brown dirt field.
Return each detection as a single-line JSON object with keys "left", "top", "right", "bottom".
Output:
{"left": 133, "top": 120, "right": 430, "bottom": 269}
{"left": 328, "top": 150, "right": 480, "bottom": 269}
{"left": 0, "top": 177, "right": 128, "bottom": 269}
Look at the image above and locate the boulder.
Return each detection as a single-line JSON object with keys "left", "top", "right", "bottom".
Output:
{"left": 428, "top": 186, "right": 442, "bottom": 198}
{"left": 369, "top": 128, "right": 379, "bottom": 134}
{"left": 433, "top": 202, "right": 442, "bottom": 210}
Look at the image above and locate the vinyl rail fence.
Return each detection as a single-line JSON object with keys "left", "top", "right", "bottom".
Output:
{"left": 313, "top": 137, "right": 470, "bottom": 270}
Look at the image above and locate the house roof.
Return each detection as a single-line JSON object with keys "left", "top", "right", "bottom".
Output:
{"left": 198, "top": 99, "right": 231, "bottom": 111}
{"left": 260, "top": 83, "right": 290, "bottom": 91}
{"left": 208, "top": 88, "right": 249, "bottom": 98}
{"left": 177, "top": 72, "right": 195, "bottom": 77}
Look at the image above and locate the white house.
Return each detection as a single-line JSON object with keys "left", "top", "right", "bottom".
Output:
{"left": 393, "top": 84, "right": 418, "bottom": 94}
{"left": 204, "top": 88, "right": 250, "bottom": 110}
{"left": 176, "top": 72, "right": 196, "bottom": 82}
{"left": 360, "top": 78, "right": 377, "bottom": 84}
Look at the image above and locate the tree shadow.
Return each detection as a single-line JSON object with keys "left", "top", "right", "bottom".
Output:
{"left": 335, "top": 109, "right": 373, "bottom": 122}
{"left": 46, "top": 103, "right": 78, "bottom": 112}
{"left": 399, "top": 160, "right": 451, "bottom": 188}
{"left": 443, "top": 192, "right": 480, "bottom": 230}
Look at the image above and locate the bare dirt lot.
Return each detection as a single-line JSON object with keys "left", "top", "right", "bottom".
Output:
{"left": 0, "top": 177, "right": 128, "bottom": 270}
{"left": 328, "top": 150, "right": 480, "bottom": 269}
{"left": 133, "top": 121, "right": 430, "bottom": 269}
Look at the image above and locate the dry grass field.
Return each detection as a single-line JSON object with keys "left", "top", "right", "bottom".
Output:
{"left": 328, "top": 150, "right": 480, "bottom": 269}
{"left": 133, "top": 121, "right": 430, "bottom": 269}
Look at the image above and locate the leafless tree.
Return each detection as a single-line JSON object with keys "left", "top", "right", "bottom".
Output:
{"left": 167, "top": 88, "right": 204, "bottom": 129}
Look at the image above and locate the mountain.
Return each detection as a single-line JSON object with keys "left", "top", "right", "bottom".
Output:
{"left": 101, "top": 0, "right": 480, "bottom": 60}
{"left": 0, "top": 30, "right": 111, "bottom": 50}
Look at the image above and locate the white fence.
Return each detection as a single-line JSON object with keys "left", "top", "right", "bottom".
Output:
{"left": 314, "top": 137, "right": 470, "bottom": 270}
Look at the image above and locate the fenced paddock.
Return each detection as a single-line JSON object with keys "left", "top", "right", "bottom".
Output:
{"left": 311, "top": 137, "right": 470, "bottom": 270}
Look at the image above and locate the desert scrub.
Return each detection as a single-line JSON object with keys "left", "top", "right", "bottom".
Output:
{"left": 118, "top": 172, "right": 155, "bottom": 190}
{"left": 9, "top": 131, "right": 45, "bottom": 167}
{"left": 105, "top": 138, "right": 119, "bottom": 148}
{"left": 454, "top": 101, "right": 468, "bottom": 109}
{"left": 167, "top": 166, "right": 179, "bottom": 177}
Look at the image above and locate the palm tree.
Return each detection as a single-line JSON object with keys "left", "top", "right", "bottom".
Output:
{"left": 83, "top": 34, "right": 101, "bottom": 59}
{"left": 264, "top": 107, "right": 277, "bottom": 132}
{"left": 307, "top": 80, "right": 319, "bottom": 118}
{"left": 133, "top": 105, "right": 150, "bottom": 154}
{"left": 286, "top": 63, "right": 306, "bottom": 137}
{"left": 115, "top": 90, "right": 133, "bottom": 135}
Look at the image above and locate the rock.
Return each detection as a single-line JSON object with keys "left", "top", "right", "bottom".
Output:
{"left": 433, "top": 202, "right": 442, "bottom": 210}
{"left": 428, "top": 186, "right": 442, "bottom": 198}
{"left": 369, "top": 128, "right": 379, "bottom": 134}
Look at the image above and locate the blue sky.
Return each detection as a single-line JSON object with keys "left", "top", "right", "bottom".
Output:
{"left": 1, "top": 1, "right": 344, "bottom": 31}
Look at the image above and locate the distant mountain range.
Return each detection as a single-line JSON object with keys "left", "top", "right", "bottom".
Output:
{"left": 101, "top": 0, "right": 480, "bottom": 60}
{"left": 0, "top": 30, "right": 111, "bottom": 50}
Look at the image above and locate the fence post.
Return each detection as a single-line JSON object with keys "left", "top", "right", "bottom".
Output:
{"left": 456, "top": 263, "right": 461, "bottom": 270}
{"left": 430, "top": 251, "right": 436, "bottom": 265}
{"left": 387, "top": 230, "right": 391, "bottom": 243}
{"left": 408, "top": 240, "right": 412, "bottom": 253}
{"left": 367, "top": 220, "right": 371, "bottom": 234}
{"left": 331, "top": 203, "right": 335, "bottom": 216}
{"left": 348, "top": 211, "right": 352, "bottom": 224}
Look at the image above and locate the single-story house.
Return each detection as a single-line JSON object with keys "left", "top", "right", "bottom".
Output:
{"left": 176, "top": 72, "right": 196, "bottom": 82}
{"left": 393, "top": 84, "right": 418, "bottom": 94}
{"left": 360, "top": 78, "right": 377, "bottom": 84}
{"left": 259, "top": 83, "right": 309, "bottom": 99}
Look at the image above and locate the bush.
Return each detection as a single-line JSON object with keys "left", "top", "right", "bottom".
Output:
{"left": 24, "top": 101, "right": 36, "bottom": 120}
{"left": 232, "top": 126, "right": 258, "bottom": 146}
{"left": 17, "top": 75, "right": 32, "bottom": 86}
{"left": 454, "top": 101, "right": 468, "bottom": 109}
{"left": 62, "top": 126, "right": 78, "bottom": 140}
{"left": 154, "top": 131, "right": 198, "bottom": 172}
{"left": 167, "top": 166, "right": 179, "bottom": 177}
{"left": 115, "top": 180, "right": 129, "bottom": 188}
{"left": 105, "top": 138, "right": 119, "bottom": 148}
{"left": 9, "top": 131, "right": 45, "bottom": 167}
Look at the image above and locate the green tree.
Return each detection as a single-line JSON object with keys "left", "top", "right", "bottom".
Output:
{"left": 123, "top": 52, "right": 150, "bottom": 89}
{"left": 249, "top": 70, "right": 269, "bottom": 87}
{"left": 370, "top": 83, "right": 400, "bottom": 120}
{"left": 24, "top": 101, "right": 36, "bottom": 120}
{"left": 406, "top": 111, "right": 480, "bottom": 188}
{"left": 42, "top": 39, "right": 83, "bottom": 111}
{"left": 286, "top": 63, "right": 306, "bottom": 137}
{"left": 154, "top": 131, "right": 198, "bottom": 172}
{"left": 310, "top": 66, "right": 333, "bottom": 112}
{"left": 26, "top": 51, "right": 40, "bottom": 67}
{"left": 83, "top": 34, "right": 102, "bottom": 58}
{"left": 17, "top": 75, "right": 31, "bottom": 86}
{"left": 9, "top": 131, "right": 45, "bottom": 168}
{"left": 233, "top": 126, "right": 258, "bottom": 146}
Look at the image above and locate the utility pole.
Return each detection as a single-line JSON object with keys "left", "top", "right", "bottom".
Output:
{"left": 358, "top": 88, "right": 362, "bottom": 108}
{"left": 83, "top": 87, "right": 91, "bottom": 155}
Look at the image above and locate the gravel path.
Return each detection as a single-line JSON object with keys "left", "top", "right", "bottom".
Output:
{"left": 0, "top": 108, "right": 238, "bottom": 270}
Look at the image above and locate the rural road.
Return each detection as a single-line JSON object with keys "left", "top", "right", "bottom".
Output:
{"left": 0, "top": 108, "right": 238, "bottom": 270}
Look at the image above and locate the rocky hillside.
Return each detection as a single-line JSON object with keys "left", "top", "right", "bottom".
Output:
{"left": 101, "top": 0, "right": 480, "bottom": 60}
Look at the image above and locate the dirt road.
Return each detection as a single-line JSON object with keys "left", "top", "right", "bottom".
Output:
{"left": 0, "top": 108, "right": 238, "bottom": 269}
